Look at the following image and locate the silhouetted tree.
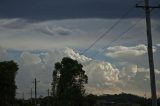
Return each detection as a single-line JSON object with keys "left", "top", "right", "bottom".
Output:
{"left": 52, "top": 57, "right": 88, "bottom": 106}
{"left": 0, "top": 61, "right": 18, "bottom": 106}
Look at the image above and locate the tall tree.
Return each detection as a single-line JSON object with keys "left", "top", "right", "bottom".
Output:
{"left": 52, "top": 57, "right": 88, "bottom": 106}
{"left": 0, "top": 61, "right": 18, "bottom": 106}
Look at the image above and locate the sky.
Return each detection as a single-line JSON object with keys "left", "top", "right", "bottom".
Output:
{"left": 0, "top": 0, "right": 160, "bottom": 99}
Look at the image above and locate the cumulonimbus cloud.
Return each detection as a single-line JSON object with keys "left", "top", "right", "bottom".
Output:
{"left": 14, "top": 48, "right": 121, "bottom": 97}
{"left": 0, "top": 46, "right": 160, "bottom": 97}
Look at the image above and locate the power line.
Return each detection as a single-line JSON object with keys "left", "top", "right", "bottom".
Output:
{"left": 90, "top": 8, "right": 155, "bottom": 58}
{"left": 80, "top": 0, "right": 142, "bottom": 55}
{"left": 91, "top": 18, "right": 144, "bottom": 58}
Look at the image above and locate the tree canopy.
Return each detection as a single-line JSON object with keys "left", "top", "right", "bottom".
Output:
{"left": 52, "top": 57, "right": 88, "bottom": 106}
{"left": 0, "top": 60, "right": 19, "bottom": 106}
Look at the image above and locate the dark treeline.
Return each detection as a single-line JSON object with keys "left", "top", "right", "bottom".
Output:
{"left": 16, "top": 93, "right": 160, "bottom": 106}
{"left": 97, "top": 93, "right": 152, "bottom": 106}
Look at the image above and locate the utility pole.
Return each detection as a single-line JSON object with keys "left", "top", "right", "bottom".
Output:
{"left": 32, "top": 78, "right": 40, "bottom": 106}
{"left": 48, "top": 89, "right": 50, "bottom": 97}
{"left": 22, "top": 92, "right": 24, "bottom": 105}
{"left": 47, "top": 89, "right": 50, "bottom": 106}
{"left": 136, "top": 0, "right": 160, "bottom": 106}
{"left": 31, "top": 88, "right": 32, "bottom": 104}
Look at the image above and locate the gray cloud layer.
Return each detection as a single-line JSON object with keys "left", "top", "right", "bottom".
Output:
{"left": 0, "top": 0, "right": 159, "bottom": 21}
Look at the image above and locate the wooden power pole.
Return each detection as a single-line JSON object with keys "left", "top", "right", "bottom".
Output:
{"left": 48, "top": 89, "right": 50, "bottom": 97}
{"left": 136, "top": 0, "right": 160, "bottom": 106}
{"left": 31, "top": 88, "right": 32, "bottom": 104}
{"left": 32, "top": 78, "right": 40, "bottom": 106}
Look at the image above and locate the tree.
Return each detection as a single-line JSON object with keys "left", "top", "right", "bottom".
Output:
{"left": 0, "top": 61, "right": 19, "bottom": 106}
{"left": 52, "top": 57, "right": 88, "bottom": 106}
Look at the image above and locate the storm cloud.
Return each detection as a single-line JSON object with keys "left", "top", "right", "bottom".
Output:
{"left": 0, "top": 0, "right": 159, "bottom": 21}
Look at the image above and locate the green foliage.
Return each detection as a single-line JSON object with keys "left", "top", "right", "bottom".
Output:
{"left": 0, "top": 61, "right": 19, "bottom": 106}
{"left": 52, "top": 57, "right": 88, "bottom": 106}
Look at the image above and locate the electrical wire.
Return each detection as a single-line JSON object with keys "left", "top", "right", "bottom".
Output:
{"left": 80, "top": 0, "right": 143, "bottom": 55}
{"left": 91, "top": 18, "right": 144, "bottom": 58}
{"left": 90, "top": 3, "right": 157, "bottom": 58}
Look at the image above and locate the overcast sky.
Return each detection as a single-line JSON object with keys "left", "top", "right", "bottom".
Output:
{"left": 0, "top": 0, "right": 160, "bottom": 98}
{"left": 0, "top": 0, "right": 160, "bottom": 20}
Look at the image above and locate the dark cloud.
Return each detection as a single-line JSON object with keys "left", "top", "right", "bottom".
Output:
{"left": 0, "top": 0, "right": 159, "bottom": 21}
